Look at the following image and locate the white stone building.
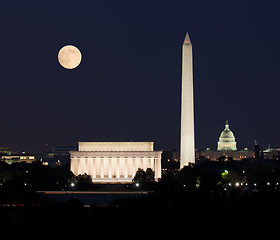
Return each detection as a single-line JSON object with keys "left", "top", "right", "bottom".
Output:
{"left": 217, "top": 120, "right": 237, "bottom": 151}
{"left": 70, "top": 142, "right": 162, "bottom": 183}
{"left": 196, "top": 120, "right": 254, "bottom": 161}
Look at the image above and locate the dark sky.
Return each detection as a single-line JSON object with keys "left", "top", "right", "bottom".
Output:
{"left": 1, "top": 0, "right": 280, "bottom": 153}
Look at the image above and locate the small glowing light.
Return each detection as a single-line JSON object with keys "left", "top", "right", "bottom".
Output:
{"left": 235, "top": 182, "right": 240, "bottom": 187}
{"left": 254, "top": 183, "right": 257, "bottom": 186}
{"left": 135, "top": 183, "right": 140, "bottom": 187}
{"left": 221, "top": 170, "right": 229, "bottom": 179}
{"left": 71, "top": 182, "right": 75, "bottom": 187}
{"left": 267, "top": 182, "right": 270, "bottom": 186}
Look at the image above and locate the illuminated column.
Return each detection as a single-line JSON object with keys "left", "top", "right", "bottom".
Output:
{"left": 140, "top": 157, "right": 148, "bottom": 170}
{"left": 137, "top": 157, "right": 141, "bottom": 173}
{"left": 103, "top": 157, "right": 107, "bottom": 178}
{"left": 95, "top": 157, "right": 100, "bottom": 178}
{"left": 148, "top": 157, "right": 152, "bottom": 169}
{"left": 86, "top": 158, "right": 91, "bottom": 176}
{"left": 154, "top": 158, "right": 161, "bottom": 180}
{"left": 142, "top": 157, "right": 147, "bottom": 170}
{"left": 132, "top": 158, "right": 136, "bottom": 178}
{"left": 137, "top": 157, "right": 141, "bottom": 170}
{"left": 91, "top": 157, "right": 96, "bottom": 178}
{"left": 126, "top": 158, "right": 132, "bottom": 177}
{"left": 180, "top": 32, "right": 195, "bottom": 168}
{"left": 108, "top": 158, "right": 112, "bottom": 178}
{"left": 120, "top": 158, "right": 124, "bottom": 178}
{"left": 124, "top": 158, "right": 129, "bottom": 178}
{"left": 135, "top": 157, "right": 139, "bottom": 171}
{"left": 71, "top": 157, "right": 78, "bottom": 175}
{"left": 84, "top": 157, "right": 88, "bottom": 175}
{"left": 100, "top": 157, "right": 104, "bottom": 178}
{"left": 111, "top": 158, "right": 114, "bottom": 178}
{"left": 113, "top": 157, "right": 116, "bottom": 178}
{"left": 111, "top": 157, "right": 114, "bottom": 178}
{"left": 78, "top": 158, "right": 84, "bottom": 174}
{"left": 116, "top": 158, "right": 120, "bottom": 178}
{"left": 82, "top": 158, "right": 86, "bottom": 174}
{"left": 76, "top": 158, "right": 80, "bottom": 174}
{"left": 132, "top": 157, "right": 135, "bottom": 177}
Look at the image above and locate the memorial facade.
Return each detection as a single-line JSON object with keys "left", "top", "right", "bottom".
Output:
{"left": 70, "top": 142, "right": 162, "bottom": 183}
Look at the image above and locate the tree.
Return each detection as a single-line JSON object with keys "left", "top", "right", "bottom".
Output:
{"left": 145, "top": 168, "right": 155, "bottom": 183}
{"left": 74, "top": 173, "right": 94, "bottom": 190}
{"left": 178, "top": 165, "right": 198, "bottom": 188}
{"left": 160, "top": 170, "right": 177, "bottom": 189}
{"left": 132, "top": 168, "right": 155, "bottom": 188}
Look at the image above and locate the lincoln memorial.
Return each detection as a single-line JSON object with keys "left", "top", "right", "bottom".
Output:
{"left": 70, "top": 142, "right": 162, "bottom": 183}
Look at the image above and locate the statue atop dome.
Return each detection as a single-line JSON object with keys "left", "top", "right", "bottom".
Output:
{"left": 217, "top": 120, "right": 237, "bottom": 151}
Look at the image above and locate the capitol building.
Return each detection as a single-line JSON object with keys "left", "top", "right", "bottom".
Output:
{"left": 217, "top": 120, "right": 237, "bottom": 151}
{"left": 196, "top": 121, "right": 254, "bottom": 161}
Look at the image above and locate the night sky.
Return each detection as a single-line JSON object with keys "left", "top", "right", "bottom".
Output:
{"left": 1, "top": 0, "right": 280, "bottom": 153}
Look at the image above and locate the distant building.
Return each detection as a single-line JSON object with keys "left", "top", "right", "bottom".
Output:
{"left": 254, "top": 141, "right": 260, "bottom": 160}
{"left": 0, "top": 147, "right": 11, "bottom": 156}
{"left": 0, "top": 147, "right": 36, "bottom": 164}
{"left": 1, "top": 153, "right": 36, "bottom": 164}
{"left": 197, "top": 121, "right": 254, "bottom": 161}
{"left": 196, "top": 148, "right": 254, "bottom": 162}
{"left": 262, "top": 147, "right": 280, "bottom": 160}
{"left": 39, "top": 146, "right": 76, "bottom": 167}
{"left": 70, "top": 142, "right": 162, "bottom": 183}
{"left": 161, "top": 150, "right": 180, "bottom": 172}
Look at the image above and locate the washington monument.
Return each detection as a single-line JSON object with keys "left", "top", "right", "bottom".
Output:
{"left": 180, "top": 32, "right": 195, "bottom": 168}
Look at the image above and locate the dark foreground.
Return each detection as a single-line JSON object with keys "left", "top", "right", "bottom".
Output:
{"left": 0, "top": 188, "right": 279, "bottom": 239}
{"left": 1, "top": 160, "right": 280, "bottom": 238}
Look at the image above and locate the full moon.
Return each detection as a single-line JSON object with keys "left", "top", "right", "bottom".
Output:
{"left": 58, "top": 45, "right": 82, "bottom": 69}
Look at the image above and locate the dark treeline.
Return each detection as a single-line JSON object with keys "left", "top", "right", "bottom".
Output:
{"left": 0, "top": 159, "right": 280, "bottom": 233}
{"left": 1, "top": 159, "right": 280, "bottom": 203}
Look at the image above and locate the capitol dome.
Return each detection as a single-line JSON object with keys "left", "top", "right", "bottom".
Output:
{"left": 217, "top": 120, "right": 237, "bottom": 151}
